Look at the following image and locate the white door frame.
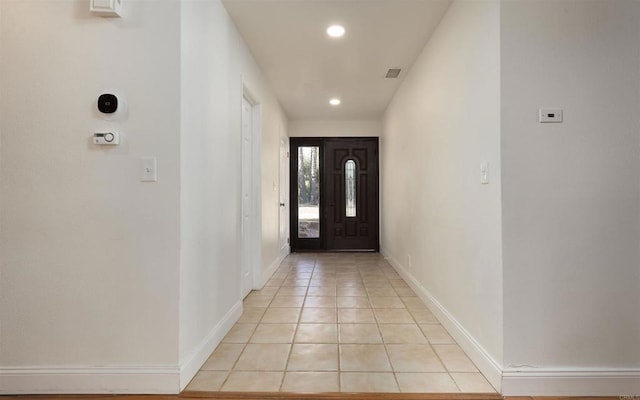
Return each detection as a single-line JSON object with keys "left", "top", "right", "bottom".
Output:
{"left": 241, "top": 85, "right": 262, "bottom": 297}
{"left": 279, "top": 136, "right": 290, "bottom": 255}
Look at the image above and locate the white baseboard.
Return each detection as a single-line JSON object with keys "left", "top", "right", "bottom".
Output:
{"left": 502, "top": 369, "right": 640, "bottom": 396}
{"left": 381, "top": 247, "right": 503, "bottom": 392}
{"left": 178, "top": 300, "right": 243, "bottom": 391}
{"left": 0, "top": 366, "right": 179, "bottom": 394}
{"left": 0, "top": 300, "right": 244, "bottom": 395}
{"left": 260, "top": 246, "right": 289, "bottom": 288}
{"left": 381, "top": 247, "right": 640, "bottom": 396}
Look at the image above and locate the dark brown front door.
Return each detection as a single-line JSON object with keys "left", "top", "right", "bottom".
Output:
{"left": 324, "top": 138, "right": 379, "bottom": 251}
{"left": 290, "top": 137, "right": 379, "bottom": 252}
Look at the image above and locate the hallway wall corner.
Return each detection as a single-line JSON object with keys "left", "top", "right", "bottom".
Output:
{"left": 381, "top": 247, "right": 503, "bottom": 393}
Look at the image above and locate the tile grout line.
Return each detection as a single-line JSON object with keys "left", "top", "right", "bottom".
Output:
{"left": 370, "top": 267, "right": 402, "bottom": 393}
{"left": 217, "top": 318, "right": 256, "bottom": 390}
{"left": 199, "top": 253, "right": 493, "bottom": 393}
{"left": 214, "top": 266, "right": 283, "bottom": 391}
{"left": 278, "top": 257, "right": 315, "bottom": 392}
{"left": 337, "top": 312, "right": 342, "bottom": 391}
{"left": 392, "top": 269, "right": 460, "bottom": 393}
{"left": 321, "top": 259, "right": 341, "bottom": 393}
{"left": 255, "top": 260, "right": 289, "bottom": 390}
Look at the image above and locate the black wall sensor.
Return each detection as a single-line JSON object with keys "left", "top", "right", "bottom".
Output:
{"left": 97, "top": 93, "right": 118, "bottom": 114}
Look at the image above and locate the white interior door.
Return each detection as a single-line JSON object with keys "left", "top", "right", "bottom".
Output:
{"left": 279, "top": 137, "right": 289, "bottom": 253}
{"left": 241, "top": 96, "right": 253, "bottom": 298}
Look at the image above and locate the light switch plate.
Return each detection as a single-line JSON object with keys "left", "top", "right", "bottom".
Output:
{"left": 480, "top": 162, "right": 490, "bottom": 184}
{"left": 141, "top": 158, "right": 157, "bottom": 182}
{"left": 539, "top": 108, "right": 563, "bottom": 123}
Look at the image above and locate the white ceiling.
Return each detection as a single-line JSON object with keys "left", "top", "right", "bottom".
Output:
{"left": 222, "top": 0, "right": 452, "bottom": 120}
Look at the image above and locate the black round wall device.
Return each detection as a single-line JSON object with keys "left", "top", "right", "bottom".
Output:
{"left": 98, "top": 93, "right": 118, "bottom": 114}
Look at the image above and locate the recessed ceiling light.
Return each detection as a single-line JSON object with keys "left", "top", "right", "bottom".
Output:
{"left": 326, "top": 25, "right": 345, "bottom": 38}
{"left": 329, "top": 98, "right": 341, "bottom": 106}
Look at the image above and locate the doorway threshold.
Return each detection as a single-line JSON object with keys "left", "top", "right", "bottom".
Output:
{"left": 292, "top": 249, "right": 378, "bottom": 253}
{"left": 181, "top": 392, "right": 502, "bottom": 400}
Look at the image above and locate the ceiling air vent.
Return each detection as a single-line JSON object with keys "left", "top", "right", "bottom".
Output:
{"left": 385, "top": 68, "right": 402, "bottom": 78}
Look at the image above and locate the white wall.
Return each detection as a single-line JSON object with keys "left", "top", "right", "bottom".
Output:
{"left": 289, "top": 119, "right": 381, "bottom": 137}
{"left": 178, "top": 0, "right": 288, "bottom": 389}
{"left": 0, "top": 0, "right": 287, "bottom": 394}
{"left": 0, "top": 0, "right": 181, "bottom": 393}
{"left": 501, "top": 0, "right": 640, "bottom": 395}
{"left": 381, "top": 0, "right": 503, "bottom": 389}
{"left": 258, "top": 94, "right": 289, "bottom": 282}
{"left": 178, "top": 0, "right": 242, "bottom": 387}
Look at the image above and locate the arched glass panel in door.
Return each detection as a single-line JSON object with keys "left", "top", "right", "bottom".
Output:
{"left": 345, "top": 160, "right": 356, "bottom": 217}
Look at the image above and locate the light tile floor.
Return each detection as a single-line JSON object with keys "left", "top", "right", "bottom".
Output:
{"left": 185, "top": 252, "right": 496, "bottom": 393}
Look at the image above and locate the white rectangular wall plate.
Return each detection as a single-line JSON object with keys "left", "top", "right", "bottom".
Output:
{"left": 93, "top": 132, "right": 119, "bottom": 145}
{"left": 539, "top": 108, "right": 563, "bottom": 123}
{"left": 141, "top": 158, "right": 158, "bottom": 182}
{"left": 90, "top": 0, "right": 122, "bottom": 17}
{"left": 480, "top": 161, "right": 490, "bottom": 184}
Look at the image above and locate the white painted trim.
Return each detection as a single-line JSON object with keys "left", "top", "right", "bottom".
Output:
{"left": 381, "top": 247, "right": 640, "bottom": 396}
{"left": 178, "top": 300, "right": 243, "bottom": 391}
{"left": 381, "top": 247, "right": 503, "bottom": 392}
{"left": 502, "top": 368, "right": 640, "bottom": 396}
{"left": 260, "top": 249, "right": 288, "bottom": 289}
{"left": 278, "top": 134, "right": 290, "bottom": 258}
{"left": 249, "top": 102, "right": 263, "bottom": 289}
{"left": 0, "top": 300, "right": 245, "bottom": 395}
{"left": 242, "top": 78, "right": 263, "bottom": 293}
{"left": 0, "top": 366, "right": 179, "bottom": 394}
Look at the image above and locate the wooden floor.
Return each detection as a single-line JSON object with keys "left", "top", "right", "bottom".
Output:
{"left": 0, "top": 393, "right": 621, "bottom": 400}
{"left": 0, "top": 394, "right": 499, "bottom": 400}
{"left": 182, "top": 393, "right": 501, "bottom": 399}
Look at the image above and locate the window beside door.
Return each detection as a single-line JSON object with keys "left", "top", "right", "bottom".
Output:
{"left": 290, "top": 138, "right": 379, "bottom": 252}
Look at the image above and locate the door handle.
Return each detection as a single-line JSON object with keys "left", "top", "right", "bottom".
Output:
{"left": 280, "top": 202, "right": 286, "bottom": 207}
